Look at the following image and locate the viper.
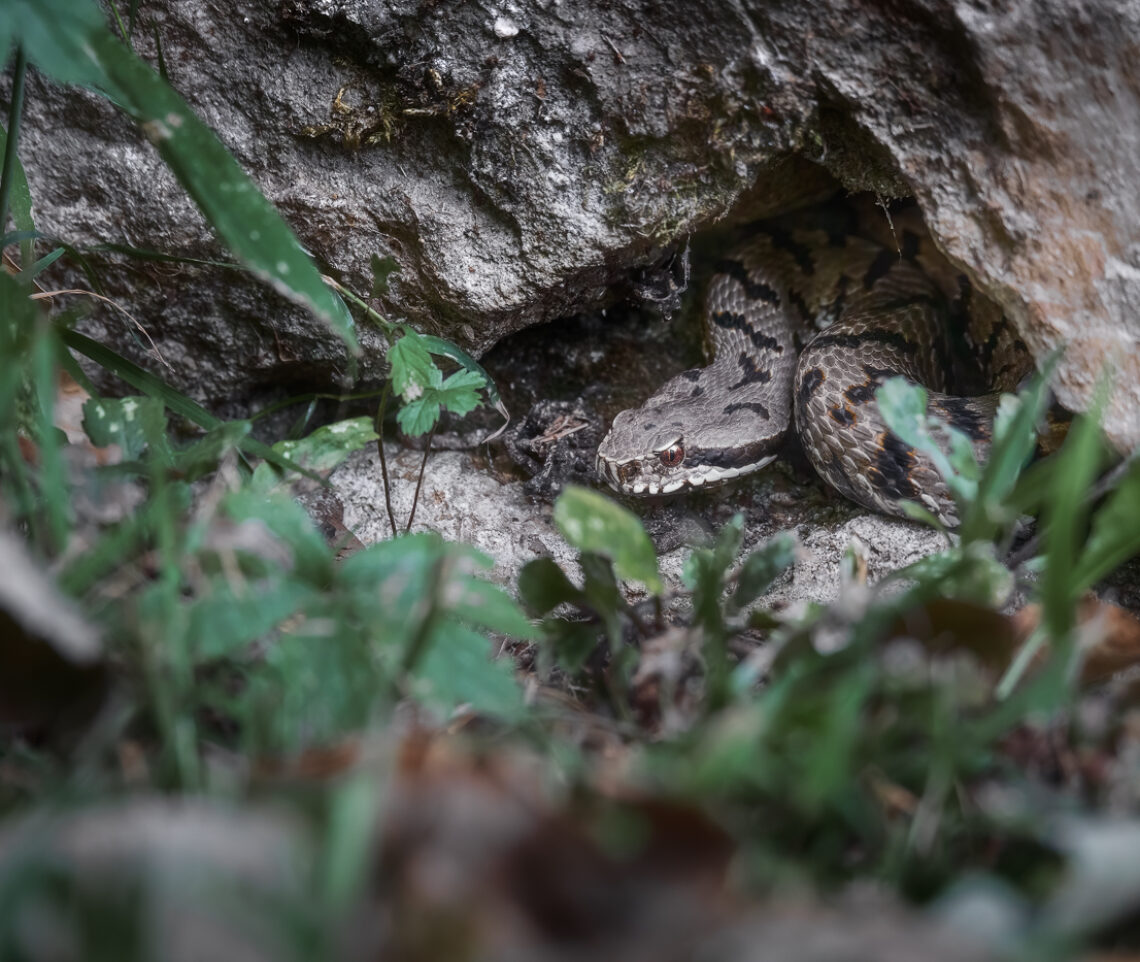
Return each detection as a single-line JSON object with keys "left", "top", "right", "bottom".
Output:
{"left": 595, "top": 195, "right": 1032, "bottom": 527}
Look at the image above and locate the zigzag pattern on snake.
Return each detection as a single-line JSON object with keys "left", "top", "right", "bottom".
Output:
{"left": 595, "top": 195, "right": 1033, "bottom": 527}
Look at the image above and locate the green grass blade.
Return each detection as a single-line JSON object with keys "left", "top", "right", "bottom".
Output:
{"left": 31, "top": 318, "right": 69, "bottom": 551}
{"left": 27, "top": 246, "right": 65, "bottom": 278}
{"left": 0, "top": 49, "right": 35, "bottom": 271}
{"left": 107, "top": 0, "right": 130, "bottom": 45}
{"left": 0, "top": 274, "right": 46, "bottom": 543}
{"left": 87, "top": 241, "right": 246, "bottom": 270}
{"left": 3, "top": 231, "right": 107, "bottom": 293}
{"left": 961, "top": 358, "right": 1057, "bottom": 542}
{"left": 1072, "top": 458, "right": 1140, "bottom": 592}
{"left": 0, "top": 127, "right": 33, "bottom": 239}
{"left": 1040, "top": 405, "right": 1104, "bottom": 645}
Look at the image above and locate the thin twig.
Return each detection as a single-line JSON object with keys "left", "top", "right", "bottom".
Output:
{"left": 26, "top": 284, "right": 169, "bottom": 368}
{"left": 601, "top": 33, "right": 626, "bottom": 63}
{"left": 375, "top": 382, "right": 398, "bottom": 538}
{"left": 405, "top": 421, "right": 437, "bottom": 533}
{"left": 874, "top": 191, "right": 901, "bottom": 258}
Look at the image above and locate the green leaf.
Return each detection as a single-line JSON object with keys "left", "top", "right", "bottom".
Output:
{"left": 81, "top": 395, "right": 165, "bottom": 460}
{"left": 390, "top": 349, "right": 486, "bottom": 435}
{"left": 1041, "top": 403, "right": 1107, "bottom": 643}
{"left": 961, "top": 361, "right": 1058, "bottom": 542}
{"left": 543, "top": 620, "right": 602, "bottom": 676}
{"left": 436, "top": 368, "right": 485, "bottom": 417}
{"left": 61, "top": 328, "right": 323, "bottom": 483}
{"left": 890, "top": 542, "right": 1013, "bottom": 607}
{"left": 251, "top": 416, "right": 377, "bottom": 492}
{"left": 221, "top": 488, "right": 336, "bottom": 587}
{"left": 579, "top": 551, "right": 624, "bottom": 629}
{"left": 420, "top": 334, "right": 508, "bottom": 421}
{"left": 897, "top": 499, "right": 949, "bottom": 532}
{"left": 396, "top": 396, "right": 441, "bottom": 436}
{"left": 175, "top": 420, "right": 253, "bottom": 480}
{"left": 27, "top": 247, "right": 65, "bottom": 278}
{"left": 7, "top": 0, "right": 105, "bottom": 87}
{"left": 944, "top": 423, "right": 982, "bottom": 482}
{"left": 579, "top": 551, "right": 634, "bottom": 681}
{"left": 518, "top": 557, "right": 583, "bottom": 616}
{"left": 414, "top": 623, "right": 524, "bottom": 721}
{"left": 680, "top": 516, "right": 747, "bottom": 712}
{"left": 796, "top": 662, "right": 875, "bottom": 810}
{"left": 683, "top": 514, "right": 743, "bottom": 591}
{"left": 29, "top": 315, "right": 70, "bottom": 549}
{"left": 388, "top": 331, "right": 437, "bottom": 401}
{"left": 318, "top": 770, "right": 383, "bottom": 912}
{"left": 876, "top": 378, "right": 977, "bottom": 507}
{"left": 448, "top": 576, "right": 537, "bottom": 640}
{"left": 554, "top": 486, "right": 662, "bottom": 595}
{"left": 729, "top": 531, "right": 797, "bottom": 611}
{"left": 14, "top": 0, "right": 357, "bottom": 350}
{"left": 185, "top": 580, "right": 312, "bottom": 660}
{"left": 0, "top": 122, "right": 34, "bottom": 237}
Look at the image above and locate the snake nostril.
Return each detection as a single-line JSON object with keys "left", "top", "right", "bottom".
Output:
{"left": 618, "top": 463, "right": 638, "bottom": 485}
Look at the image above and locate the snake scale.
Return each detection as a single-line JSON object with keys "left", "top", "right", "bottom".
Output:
{"left": 596, "top": 195, "right": 1033, "bottom": 527}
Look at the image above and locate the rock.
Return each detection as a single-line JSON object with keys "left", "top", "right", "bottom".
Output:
{"left": 10, "top": 0, "right": 1137, "bottom": 450}
{"left": 795, "top": 0, "right": 1140, "bottom": 454}
{"left": 13, "top": 0, "right": 808, "bottom": 406}
{"left": 332, "top": 440, "right": 946, "bottom": 607}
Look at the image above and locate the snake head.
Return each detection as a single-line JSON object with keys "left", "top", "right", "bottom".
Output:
{"left": 596, "top": 407, "right": 694, "bottom": 495}
{"left": 596, "top": 382, "right": 785, "bottom": 496}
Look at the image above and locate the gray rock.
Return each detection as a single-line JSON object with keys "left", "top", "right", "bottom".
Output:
{"left": 333, "top": 441, "right": 948, "bottom": 608}
{"left": 15, "top": 1, "right": 1137, "bottom": 452}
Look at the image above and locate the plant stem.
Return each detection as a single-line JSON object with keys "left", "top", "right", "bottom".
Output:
{"left": 375, "top": 381, "right": 398, "bottom": 538}
{"left": 405, "top": 422, "right": 437, "bottom": 533}
{"left": 108, "top": 0, "right": 131, "bottom": 44}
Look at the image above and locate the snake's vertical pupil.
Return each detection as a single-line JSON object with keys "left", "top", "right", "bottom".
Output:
{"left": 660, "top": 444, "right": 684, "bottom": 467}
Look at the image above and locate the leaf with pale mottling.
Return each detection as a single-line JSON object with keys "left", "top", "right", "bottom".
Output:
{"left": 554, "top": 486, "right": 661, "bottom": 595}
{"left": 389, "top": 332, "right": 436, "bottom": 401}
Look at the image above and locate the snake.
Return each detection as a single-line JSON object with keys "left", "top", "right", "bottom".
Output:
{"left": 596, "top": 195, "right": 1033, "bottom": 527}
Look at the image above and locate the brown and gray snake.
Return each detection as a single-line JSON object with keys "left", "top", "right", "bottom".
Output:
{"left": 596, "top": 195, "right": 1033, "bottom": 527}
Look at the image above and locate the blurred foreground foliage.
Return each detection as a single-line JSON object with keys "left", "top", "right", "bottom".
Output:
{"left": 3, "top": 3, "right": 1140, "bottom": 961}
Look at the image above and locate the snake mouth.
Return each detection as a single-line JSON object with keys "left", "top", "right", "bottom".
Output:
{"left": 596, "top": 452, "right": 778, "bottom": 496}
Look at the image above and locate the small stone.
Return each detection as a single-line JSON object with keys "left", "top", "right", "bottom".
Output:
{"left": 493, "top": 16, "right": 519, "bottom": 38}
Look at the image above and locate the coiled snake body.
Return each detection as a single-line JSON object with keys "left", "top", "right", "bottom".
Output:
{"left": 596, "top": 198, "right": 1032, "bottom": 526}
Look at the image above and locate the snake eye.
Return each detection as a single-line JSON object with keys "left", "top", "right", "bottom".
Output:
{"left": 659, "top": 443, "right": 684, "bottom": 468}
